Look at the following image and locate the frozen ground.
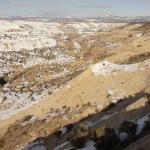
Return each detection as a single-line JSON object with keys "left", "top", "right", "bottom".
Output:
{"left": 0, "top": 20, "right": 126, "bottom": 119}
{"left": 91, "top": 59, "right": 150, "bottom": 76}
{"left": 0, "top": 20, "right": 125, "bottom": 52}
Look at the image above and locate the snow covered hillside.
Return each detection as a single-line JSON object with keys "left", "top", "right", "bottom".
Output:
{"left": 0, "top": 20, "right": 125, "bottom": 119}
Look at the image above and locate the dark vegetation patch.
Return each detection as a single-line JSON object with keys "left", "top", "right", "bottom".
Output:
{"left": 0, "top": 77, "right": 7, "bottom": 86}
{"left": 119, "top": 52, "right": 150, "bottom": 64}
{"left": 132, "top": 23, "right": 150, "bottom": 33}
{"left": 0, "top": 139, "right": 4, "bottom": 148}
{"left": 69, "top": 116, "right": 150, "bottom": 150}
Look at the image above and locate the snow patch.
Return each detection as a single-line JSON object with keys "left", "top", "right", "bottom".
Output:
{"left": 136, "top": 113, "right": 150, "bottom": 135}
{"left": 73, "top": 41, "right": 81, "bottom": 50}
{"left": 91, "top": 60, "right": 150, "bottom": 76}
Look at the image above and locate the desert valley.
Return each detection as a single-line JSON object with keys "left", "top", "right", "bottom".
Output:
{"left": 0, "top": 19, "right": 150, "bottom": 150}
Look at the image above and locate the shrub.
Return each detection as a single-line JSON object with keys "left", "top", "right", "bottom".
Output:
{"left": 119, "top": 121, "right": 137, "bottom": 136}
{"left": 70, "top": 123, "right": 89, "bottom": 147}
{"left": 0, "top": 139, "right": 4, "bottom": 148}
{"left": 22, "top": 115, "right": 33, "bottom": 122}
{"left": 94, "top": 126, "right": 107, "bottom": 139}
{"left": 71, "top": 138, "right": 86, "bottom": 148}
{"left": 94, "top": 127, "right": 120, "bottom": 150}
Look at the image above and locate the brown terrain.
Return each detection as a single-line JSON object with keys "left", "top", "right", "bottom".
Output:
{"left": 0, "top": 22, "right": 150, "bottom": 150}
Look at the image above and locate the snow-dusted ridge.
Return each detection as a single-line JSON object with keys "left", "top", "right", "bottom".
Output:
{"left": 0, "top": 20, "right": 125, "bottom": 51}
{"left": 91, "top": 59, "right": 150, "bottom": 76}
{"left": 0, "top": 20, "right": 126, "bottom": 120}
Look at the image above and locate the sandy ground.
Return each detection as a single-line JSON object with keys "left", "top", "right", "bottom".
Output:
{"left": 0, "top": 65, "right": 149, "bottom": 134}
